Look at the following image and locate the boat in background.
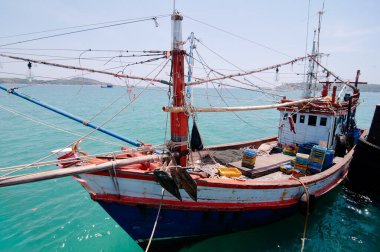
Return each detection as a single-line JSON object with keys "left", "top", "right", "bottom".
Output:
{"left": 101, "top": 84, "right": 113, "bottom": 88}
{"left": 0, "top": 8, "right": 366, "bottom": 251}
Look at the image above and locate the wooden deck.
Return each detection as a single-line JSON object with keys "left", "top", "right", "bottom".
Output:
{"left": 229, "top": 153, "right": 294, "bottom": 178}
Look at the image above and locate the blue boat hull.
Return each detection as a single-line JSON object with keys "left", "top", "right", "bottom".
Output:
{"left": 97, "top": 200, "right": 297, "bottom": 242}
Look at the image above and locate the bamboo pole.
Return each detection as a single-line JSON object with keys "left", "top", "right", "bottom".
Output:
{"left": 0, "top": 85, "right": 142, "bottom": 147}
{"left": 163, "top": 97, "right": 322, "bottom": 113}
{"left": 0, "top": 154, "right": 166, "bottom": 188}
{"left": 0, "top": 53, "right": 170, "bottom": 85}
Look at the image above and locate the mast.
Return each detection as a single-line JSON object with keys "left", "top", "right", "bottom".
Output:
{"left": 303, "top": 9, "right": 324, "bottom": 98}
{"left": 316, "top": 8, "right": 324, "bottom": 62}
{"left": 170, "top": 11, "right": 188, "bottom": 167}
{"left": 303, "top": 31, "right": 317, "bottom": 98}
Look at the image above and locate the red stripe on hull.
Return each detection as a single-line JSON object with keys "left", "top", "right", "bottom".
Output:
{"left": 91, "top": 194, "right": 299, "bottom": 211}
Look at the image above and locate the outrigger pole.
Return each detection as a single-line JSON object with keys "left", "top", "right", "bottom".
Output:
{"left": 0, "top": 154, "right": 167, "bottom": 187}
{"left": 0, "top": 85, "right": 142, "bottom": 147}
{"left": 163, "top": 97, "right": 323, "bottom": 113}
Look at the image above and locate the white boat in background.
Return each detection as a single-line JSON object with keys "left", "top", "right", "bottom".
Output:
{"left": 101, "top": 84, "right": 113, "bottom": 88}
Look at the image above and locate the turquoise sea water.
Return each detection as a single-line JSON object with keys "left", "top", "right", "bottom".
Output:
{"left": 0, "top": 85, "right": 379, "bottom": 251}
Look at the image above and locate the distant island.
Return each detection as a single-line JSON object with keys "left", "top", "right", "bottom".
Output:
{"left": 274, "top": 82, "right": 380, "bottom": 92}
{"left": 0, "top": 77, "right": 110, "bottom": 86}
{"left": 1, "top": 77, "right": 379, "bottom": 92}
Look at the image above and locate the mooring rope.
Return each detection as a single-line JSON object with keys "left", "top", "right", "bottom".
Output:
{"left": 145, "top": 188, "right": 165, "bottom": 252}
{"left": 290, "top": 176, "right": 310, "bottom": 252}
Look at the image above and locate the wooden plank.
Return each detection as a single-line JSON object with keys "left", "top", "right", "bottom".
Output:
{"left": 229, "top": 153, "right": 294, "bottom": 178}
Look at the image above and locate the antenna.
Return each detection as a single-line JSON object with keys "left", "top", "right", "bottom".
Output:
{"left": 317, "top": 6, "right": 324, "bottom": 63}
{"left": 173, "top": 0, "right": 176, "bottom": 12}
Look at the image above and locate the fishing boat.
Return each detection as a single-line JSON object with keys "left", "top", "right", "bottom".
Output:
{"left": 0, "top": 8, "right": 365, "bottom": 251}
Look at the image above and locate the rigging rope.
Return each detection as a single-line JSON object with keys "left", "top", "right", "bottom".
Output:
{"left": 303, "top": 0, "right": 312, "bottom": 83}
{"left": 0, "top": 15, "right": 170, "bottom": 39}
{"left": 190, "top": 76, "right": 282, "bottom": 97}
{"left": 192, "top": 92, "right": 276, "bottom": 103}
{"left": 119, "top": 56, "right": 167, "bottom": 73}
{"left": 87, "top": 57, "right": 170, "bottom": 123}
{"left": 0, "top": 16, "right": 169, "bottom": 48}
{"left": 0, "top": 47, "right": 166, "bottom": 53}
{"left": 188, "top": 55, "right": 309, "bottom": 86}
{"left": 0, "top": 51, "right": 163, "bottom": 61}
{"left": 58, "top": 58, "right": 170, "bottom": 146}
{"left": 184, "top": 15, "right": 293, "bottom": 58}
{"left": 194, "top": 49, "right": 262, "bottom": 130}
{"left": 0, "top": 103, "right": 123, "bottom": 147}
{"left": 309, "top": 56, "right": 356, "bottom": 90}
{"left": 0, "top": 59, "right": 170, "bottom": 178}
{"left": 163, "top": 59, "right": 173, "bottom": 152}
{"left": 192, "top": 44, "right": 282, "bottom": 98}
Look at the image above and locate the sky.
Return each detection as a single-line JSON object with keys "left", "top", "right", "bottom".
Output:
{"left": 0, "top": 0, "right": 379, "bottom": 86}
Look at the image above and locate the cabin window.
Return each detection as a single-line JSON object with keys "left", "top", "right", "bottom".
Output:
{"left": 283, "top": 113, "right": 288, "bottom": 120}
{"left": 300, "top": 115, "right": 305, "bottom": 123}
{"left": 292, "top": 114, "right": 297, "bottom": 123}
{"left": 320, "top": 117, "right": 327, "bottom": 126}
{"left": 308, "top": 115, "right": 317, "bottom": 126}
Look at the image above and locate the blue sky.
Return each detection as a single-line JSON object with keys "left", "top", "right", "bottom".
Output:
{"left": 0, "top": 0, "right": 379, "bottom": 85}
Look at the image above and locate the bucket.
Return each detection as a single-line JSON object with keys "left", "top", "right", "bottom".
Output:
{"left": 242, "top": 149, "right": 256, "bottom": 168}
{"left": 243, "top": 149, "right": 257, "bottom": 158}
{"left": 347, "top": 129, "right": 361, "bottom": 144}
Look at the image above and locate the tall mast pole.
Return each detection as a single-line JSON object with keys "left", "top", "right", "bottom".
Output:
{"left": 303, "top": 30, "right": 316, "bottom": 98}
{"left": 170, "top": 11, "right": 188, "bottom": 167}
{"left": 316, "top": 10, "right": 323, "bottom": 63}
{"left": 303, "top": 7, "right": 324, "bottom": 98}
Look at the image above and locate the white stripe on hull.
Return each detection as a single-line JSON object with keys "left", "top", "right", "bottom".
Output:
{"left": 80, "top": 167, "right": 345, "bottom": 204}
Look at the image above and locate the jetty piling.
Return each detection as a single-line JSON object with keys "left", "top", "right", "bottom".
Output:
{"left": 367, "top": 104, "right": 380, "bottom": 146}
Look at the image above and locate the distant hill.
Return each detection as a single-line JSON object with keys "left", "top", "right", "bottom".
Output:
{"left": 0, "top": 77, "right": 110, "bottom": 86}
{"left": 274, "top": 82, "right": 380, "bottom": 92}
{"left": 360, "top": 84, "right": 380, "bottom": 92}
